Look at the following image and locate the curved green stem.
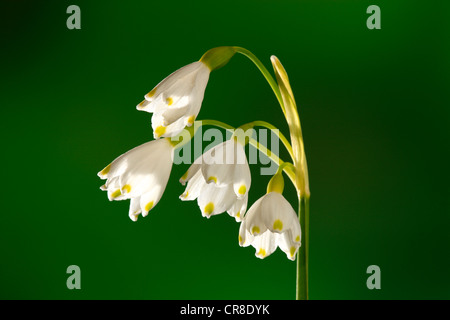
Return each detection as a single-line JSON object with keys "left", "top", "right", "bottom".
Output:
{"left": 248, "top": 139, "right": 296, "bottom": 188}
{"left": 249, "top": 121, "right": 294, "bottom": 161}
{"left": 199, "top": 119, "right": 235, "bottom": 132}
{"left": 276, "top": 161, "right": 296, "bottom": 175}
{"left": 233, "top": 47, "right": 286, "bottom": 116}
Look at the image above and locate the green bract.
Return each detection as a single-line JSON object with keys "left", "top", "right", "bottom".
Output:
{"left": 199, "top": 46, "right": 236, "bottom": 71}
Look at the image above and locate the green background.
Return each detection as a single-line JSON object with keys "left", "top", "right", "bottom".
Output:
{"left": 1, "top": 0, "right": 449, "bottom": 300}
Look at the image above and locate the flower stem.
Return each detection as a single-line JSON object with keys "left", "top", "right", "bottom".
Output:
{"left": 297, "top": 194, "right": 310, "bottom": 300}
{"left": 249, "top": 120, "right": 295, "bottom": 161}
{"left": 233, "top": 47, "right": 286, "bottom": 116}
{"left": 269, "top": 56, "right": 310, "bottom": 300}
{"left": 198, "top": 119, "right": 235, "bottom": 132}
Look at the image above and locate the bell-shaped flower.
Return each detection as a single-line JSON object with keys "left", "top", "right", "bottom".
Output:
{"left": 137, "top": 61, "right": 210, "bottom": 139}
{"left": 238, "top": 192, "right": 301, "bottom": 260}
{"left": 179, "top": 139, "right": 251, "bottom": 221}
{"left": 97, "top": 138, "right": 174, "bottom": 221}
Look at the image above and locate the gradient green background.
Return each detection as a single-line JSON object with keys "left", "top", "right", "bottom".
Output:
{"left": 1, "top": 0, "right": 449, "bottom": 299}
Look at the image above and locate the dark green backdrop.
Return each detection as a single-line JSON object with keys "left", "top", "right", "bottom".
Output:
{"left": 1, "top": 0, "right": 449, "bottom": 299}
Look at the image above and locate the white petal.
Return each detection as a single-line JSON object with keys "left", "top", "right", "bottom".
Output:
{"left": 232, "top": 164, "right": 251, "bottom": 199}
{"left": 179, "top": 163, "right": 201, "bottom": 185}
{"left": 118, "top": 140, "right": 173, "bottom": 198}
{"left": 105, "top": 175, "right": 119, "bottom": 190}
{"left": 158, "top": 105, "right": 190, "bottom": 125}
{"left": 251, "top": 231, "right": 277, "bottom": 259}
{"left": 136, "top": 98, "right": 155, "bottom": 113}
{"left": 227, "top": 194, "right": 248, "bottom": 222}
{"left": 105, "top": 177, "right": 127, "bottom": 201}
{"left": 153, "top": 89, "right": 191, "bottom": 114}
{"left": 277, "top": 230, "right": 301, "bottom": 261}
{"left": 232, "top": 141, "right": 251, "bottom": 198}
{"left": 158, "top": 117, "right": 188, "bottom": 139}
{"left": 290, "top": 215, "right": 302, "bottom": 245}
{"left": 99, "top": 139, "right": 170, "bottom": 180}
{"left": 241, "top": 196, "right": 267, "bottom": 236}
{"left": 107, "top": 187, "right": 126, "bottom": 201}
{"left": 151, "top": 107, "right": 168, "bottom": 130}
{"left": 97, "top": 155, "right": 127, "bottom": 180}
{"left": 201, "top": 140, "right": 236, "bottom": 186}
{"left": 144, "top": 62, "right": 204, "bottom": 102}
{"left": 179, "top": 168, "right": 206, "bottom": 201}
{"left": 128, "top": 197, "right": 142, "bottom": 221}
{"left": 238, "top": 219, "right": 254, "bottom": 247}
{"left": 139, "top": 94, "right": 165, "bottom": 114}
{"left": 139, "top": 187, "right": 164, "bottom": 217}
{"left": 166, "top": 95, "right": 191, "bottom": 110}
{"left": 197, "top": 183, "right": 236, "bottom": 218}
{"left": 260, "top": 192, "right": 298, "bottom": 234}
{"left": 183, "top": 64, "right": 210, "bottom": 117}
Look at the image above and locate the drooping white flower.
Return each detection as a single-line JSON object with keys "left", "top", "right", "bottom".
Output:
{"left": 238, "top": 192, "right": 301, "bottom": 260}
{"left": 137, "top": 61, "right": 210, "bottom": 139}
{"left": 179, "top": 139, "right": 251, "bottom": 221}
{"left": 97, "top": 138, "right": 174, "bottom": 221}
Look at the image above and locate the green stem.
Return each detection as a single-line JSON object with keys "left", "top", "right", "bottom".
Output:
{"left": 276, "top": 161, "right": 296, "bottom": 175}
{"left": 249, "top": 120, "right": 294, "bottom": 161}
{"left": 296, "top": 195, "right": 310, "bottom": 300}
{"left": 233, "top": 47, "right": 286, "bottom": 116}
{"left": 199, "top": 119, "right": 235, "bottom": 132}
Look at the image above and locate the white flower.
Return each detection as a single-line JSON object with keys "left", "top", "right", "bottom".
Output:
{"left": 238, "top": 192, "right": 301, "bottom": 260}
{"left": 137, "top": 61, "right": 210, "bottom": 139}
{"left": 97, "top": 138, "right": 174, "bottom": 221}
{"left": 179, "top": 139, "right": 251, "bottom": 221}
